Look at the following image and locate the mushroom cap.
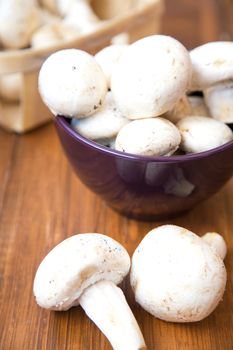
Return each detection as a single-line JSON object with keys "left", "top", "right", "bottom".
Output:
{"left": 33, "top": 233, "right": 130, "bottom": 311}
{"left": 0, "top": 2, "right": 41, "bottom": 49}
{"left": 115, "top": 118, "right": 181, "bottom": 156}
{"left": 204, "top": 83, "right": 233, "bottom": 123}
{"left": 39, "top": 49, "right": 107, "bottom": 118}
{"left": 31, "top": 23, "right": 79, "bottom": 49}
{"left": 111, "top": 35, "right": 191, "bottom": 119}
{"left": 130, "top": 225, "right": 227, "bottom": 322}
{"left": 177, "top": 116, "right": 233, "bottom": 153}
{"left": 71, "top": 91, "right": 129, "bottom": 140}
{"left": 190, "top": 41, "right": 233, "bottom": 91}
{"left": 95, "top": 44, "right": 128, "bottom": 88}
{"left": 63, "top": 0, "right": 100, "bottom": 34}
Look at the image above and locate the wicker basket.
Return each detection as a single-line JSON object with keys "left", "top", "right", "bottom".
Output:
{"left": 0, "top": 0, "right": 164, "bottom": 133}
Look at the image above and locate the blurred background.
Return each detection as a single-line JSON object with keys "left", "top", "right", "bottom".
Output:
{"left": 162, "top": 0, "right": 232, "bottom": 48}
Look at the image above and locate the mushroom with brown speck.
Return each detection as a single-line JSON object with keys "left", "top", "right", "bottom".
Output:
{"left": 38, "top": 49, "right": 107, "bottom": 118}
{"left": 130, "top": 225, "right": 227, "bottom": 322}
{"left": 33, "top": 233, "right": 146, "bottom": 350}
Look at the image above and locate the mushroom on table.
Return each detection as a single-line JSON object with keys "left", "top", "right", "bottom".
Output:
{"left": 130, "top": 225, "right": 227, "bottom": 322}
{"left": 34, "top": 233, "right": 146, "bottom": 350}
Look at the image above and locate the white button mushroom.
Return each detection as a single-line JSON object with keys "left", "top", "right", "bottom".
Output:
{"left": 71, "top": 91, "right": 129, "bottom": 140}
{"left": 31, "top": 6, "right": 74, "bottom": 49}
{"left": 38, "top": 49, "right": 108, "bottom": 118}
{"left": 0, "top": 0, "right": 42, "bottom": 49}
{"left": 33, "top": 233, "right": 146, "bottom": 350}
{"left": 111, "top": 35, "right": 192, "bottom": 119}
{"left": 31, "top": 22, "right": 79, "bottom": 48}
{"left": 95, "top": 45, "right": 128, "bottom": 88}
{"left": 189, "top": 41, "right": 233, "bottom": 91}
{"left": 204, "top": 83, "right": 233, "bottom": 124}
{"left": 115, "top": 118, "right": 181, "bottom": 156}
{"left": 130, "top": 225, "right": 227, "bottom": 322}
{"left": 177, "top": 116, "right": 233, "bottom": 153}
{"left": 190, "top": 42, "right": 233, "bottom": 123}
{"left": 63, "top": 0, "right": 101, "bottom": 34}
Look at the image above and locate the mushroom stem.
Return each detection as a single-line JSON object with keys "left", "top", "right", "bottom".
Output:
{"left": 79, "top": 280, "right": 146, "bottom": 350}
{"left": 202, "top": 232, "right": 227, "bottom": 260}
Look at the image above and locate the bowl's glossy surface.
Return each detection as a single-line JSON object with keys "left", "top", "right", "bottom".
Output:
{"left": 55, "top": 116, "right": 233, "bottom": 220}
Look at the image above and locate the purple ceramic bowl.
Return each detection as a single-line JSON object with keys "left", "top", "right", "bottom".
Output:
{"left": 55, "top": 116, "right": 233, "bottom": 221}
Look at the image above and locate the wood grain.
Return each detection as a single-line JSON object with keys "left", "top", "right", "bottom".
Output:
{"left": 0, "top": 0, "right": 233, "bottom": 349}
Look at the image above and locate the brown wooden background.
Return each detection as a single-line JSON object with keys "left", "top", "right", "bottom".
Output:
{"left": 1, "top": 0, "right": 233, "bottom": 349}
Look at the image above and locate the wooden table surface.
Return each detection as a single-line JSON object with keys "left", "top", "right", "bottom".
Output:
{"left": 1, "top": 0, "right": 233, "bottom": 349}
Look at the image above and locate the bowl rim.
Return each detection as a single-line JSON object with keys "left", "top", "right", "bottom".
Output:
{"left": 55, "top": 116, "right": 233, "bottom": 163}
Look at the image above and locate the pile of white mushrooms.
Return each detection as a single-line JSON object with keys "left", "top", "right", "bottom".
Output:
{"left": 34, "top": 225, "right": 227, "bottom": 349}
{"left": 0, "top": 0, "right": 97, "bottom": 103}
{"left": 38, "top": 34, "right": 233, "bottom": 156}
{"left": 0, "top": 0, "right": 129, "bottom": 104}
{"left": 0, "top": 0, "right": 103, "bottom": 51}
